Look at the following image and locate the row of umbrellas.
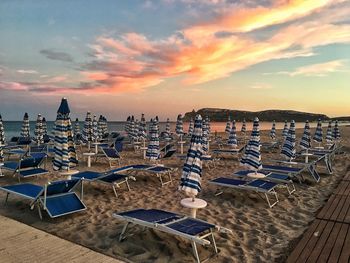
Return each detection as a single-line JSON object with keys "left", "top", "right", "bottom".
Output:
{"left": 81, "top": 112, "right": 109, "bottom": 145}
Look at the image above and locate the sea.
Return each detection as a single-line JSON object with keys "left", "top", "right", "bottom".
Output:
{"left": 2, "top": 121, "right": 348, "bottom": 141}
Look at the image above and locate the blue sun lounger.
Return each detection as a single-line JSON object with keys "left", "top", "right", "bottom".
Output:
{"left": 233, "top": 170, "right": 296, "bottom": 195}
{"left": 0, "top": 179, "right": 86, "bottom": 219}
{"left": 128, "top": 164, "right": 177, "bottom": 186}
{"left": 72, "top": 166, "right": 135, "bottom": 198}
{"left": 113, "top": 208, "right": 231, "bottom": 263}
{"left": 100, "top": 147, "right": 122, "bottom": 168}
{"left": 1, "top": 153, "right": 48, "bottom": 181}
{"left": 212, "top": 145, "right": 246, "bottom": 158}
{"left": 209, "top": 177, "right": 279, "bottom": 208}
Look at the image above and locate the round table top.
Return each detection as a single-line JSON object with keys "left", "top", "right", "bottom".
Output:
{"left": 140, "top": 147, "right": 148, "bottom": 150}
{"left": 59, "top": 169, "right": 79, "bottom": 176}
{"left": 247, "top": 172, "right": 266, "bottom": 179}
{"left": 83, "top": 152, "right": 96, "bottom": 156}
{"left": 181, "top": 198, "right": 207, "bottom": 209}
{"left": 301, "top": 152, "right": 314, "bottom": 156}
{"left": 178, "top": 141, "right": 186, "bottom": 144}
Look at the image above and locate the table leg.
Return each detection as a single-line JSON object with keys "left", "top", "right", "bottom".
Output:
{"left": 191, "top": 208, "right": 197, "bottom": 218}
{"left": 87, "top": 156, "right": 91, "bottom": 167}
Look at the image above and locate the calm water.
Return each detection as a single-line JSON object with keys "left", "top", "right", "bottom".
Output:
{"left": 2, "top": 121, "right": 347, "bottom": 142}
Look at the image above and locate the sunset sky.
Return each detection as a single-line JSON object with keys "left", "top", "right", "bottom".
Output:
{"left": 0, "top": 0, "right": 349, "bottom": 120}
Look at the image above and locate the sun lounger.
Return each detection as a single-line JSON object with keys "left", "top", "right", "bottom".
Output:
{"left": 127, "top": 164, "right": 177, "bottom": 186}
{"left": 100, "top": 147, "right": 122, "bottom": 168}
{"left": 233, "top": 170, "right": 296, "bottom": 195}
{"left": 212, "top": 145, "right": 246, "bottom": 158}
{"left": 209, "top": 177, "right": 279, "bottom": 208}
{"left": 0, "top": 179, "right": 86, "bottom": 219}
{"left": 113, "top": 208, "right": 231, "bottom": 263}
{"left": 1, "top": 153, "right": 48, "bottom": 181}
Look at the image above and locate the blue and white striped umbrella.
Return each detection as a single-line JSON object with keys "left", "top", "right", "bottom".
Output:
{"left": 102, "top": 116, "right": 108, "bottom": 137}
{"left": 146, "top": 118, "right": 160, "bottom": 160}
{"left": 92, "top": 115, "right": 99, "bottom": 142}
{"left": 82, "top": 111, "right": 93, "bottom": 144}
{"left": 0, "top": 114, "right": 5, "bottom": 159}
{"left": 138, "top": 113, "right": 147, "bottom": 139}
{"left": 176, "top": 114, "right": 184, "bottom": 137}
{"left": 128, "top": 115, "right": 137, "bottom": 140}
{"left": 282, "top": 120, "right": 288, "bottom": 139}
{"left": 313, "top": 119, "right": 323, "bottom": 143}
{"left": 42, "top": 117, "right": 48, "bottom": 136}
{"left": 53, "top": 98, "right": 77, "bottom": 171}
{"left": 326, "top": 121, "right": 333, "bottom": 143}
{"left": 240, "top": 117, "right": 262, "bottom": 171}
{"left": 179, "top": 114, "right": 203, "bottom": 198}
{"left": 125, "top": 116, "right": 131, "bottom": 135}
{"left": 74, "top": 118, "right": 80, "bottom": 136}
{"left": 333, "top": 120, "right": 340, "bottom": 140}
{"left": 202, "top": 118, "right": 209, "bottom": 153}
{"left": 21, "top": 112, "right": 30, "bottom": 137}
{"left": 225, "top": 116, "right": 231, "bottom": 134}
{"left": 228, "top": 120, "right": 238, "bottom": 148}
{"left": 281, "top": 120, "right": 296, "bottom": 160}
{"left": 270, "top": 121, "right": 276, "bottom": 140}
{"left": 164, "top": 118, "right": 171, "bottom": 141}
{"left": 300, "top": 120, "right": 311, "bottom": 149}
{"left": 188, "top": 118, "right": 194, "bottom": 136}
{"left": 34, "top": 114, "right": 44, "bottom": 145}
{"left": 98, "top": 115, "right": 104, "bottom": 139}
{"left": 206, "top": 116, "right": 211, "bottom": 135}
{"left": 241, "top": 118, "right": 246, "bottom": 134}
{"left": 134, "top": 119, "right": 140, "bottom": 141}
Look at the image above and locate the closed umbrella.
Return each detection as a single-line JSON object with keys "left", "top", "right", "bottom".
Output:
{"left": 0, "top": 114, "right": 5, "bottom": 160}
{"left": 92, "top": 115, "right": 99, "bottom": 142}
{"left": 82, "top": 111, "right": 93, "bottom": 149}
{"left": 21, "top": 112, "right": 30, "bottom": 138}
{"left": 34, "top": 114, "right": 44, "bottom": 145}
{"left": 281, "top": 120, "right": 296, "bottom": 161}
{"left": 333, "top": 120, "right": 340, "bottom": 141}
{"left": 146, "top": 118, "right": 160, "bottom": 160}
{"left": 313, "top": 119, "right": 323, "bottom": 147}
{"left": 42, "top": 117, "right": 48, "bottom": 136}
{"left": 326, "top": 121, "right": 333, "bottom": 143}
{"left": 228, "top": 120, "right": 238, "bottom": 148}
{"left": 164, "top": 118, "right": 171, "bottom": 141}
{"left": 270, "top": 121, "right": 276, "bottom": 140}
{"left": 225, "top": 116, "right": 231, "bottom": 134}
{"left": 53, "top": 98, "right": 77, "bottom": 171}
{"left": 74, "top": 118, "right": 80, "bottom": 137}
{"left": 202, "top": 118, "right": 209, "bottom": 154}
{"left": 300, "top": 120, "right": 311, "bottom": 162}
{"left": 282, "top": 120, "right": 288, "bottom": 139}
{"left": 188, "top": 118, "right": 194, "bottom": 137}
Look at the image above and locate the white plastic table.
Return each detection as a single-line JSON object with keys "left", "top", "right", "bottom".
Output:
{"left": 247, "top": 172, "right": 267, "bottom": 179}
{"left": 92, "top": 142, "right": 104, "bottom": 154}
{"left": 140, "top": 146, "right": 148, "bottom": 159}
{"left": 180, "top": 198, "right": 207, "bottom": 218}
{"left": 83, "top": 152, "right": 95, "bottom": 167}
{"left": 301, "top": 152, "right": 313, "bottom": 163}
{"left": 59, "top": 169, "right": 79, "bottom": 179}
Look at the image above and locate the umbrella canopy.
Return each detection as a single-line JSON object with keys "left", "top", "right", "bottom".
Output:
{"left": 300, "top": 120, "right": 311, "bottom": 149}
{"left": 313, "top": 119, "right": 323, "bottom": 143}
{"left": 240, "top": 117, "right": 262, "bottom": 171}
{"left": 53, "top": 98, "right": 77, "bottom": 171}
{"left": 270, "top": 121, "right": 276, "bottom": 140}
{"left": 34, "top": 114, "right": 44, "bottom": 144}
{"left": 21, "top": 112, "right": 30, "bottom": 137}
{"left": 138, "top": 113, "right": 147, "bottom": 139}
{"left": 228, "top": 120, "right": 238, "bottom": 148}
{"left": 164, "top": 118, "right": 171, "bottom": 141}
{"left": 82, "top": 111, "right": 93, "bottom": 144}
{"left": 42, "top": 117, "right": 48, "bottom": 136}
{"left": 202, "top": 118, "right": 209, "bottom": 153}
{"left": 281, "top": 120, "right": 296, "bottom": 160}
{"left": 225, "top": 116, "right": 231, "bottom": 134}
{"left": 92, "top": 115, "right": 99, "bottom": 142}
{"left": 98, "top": 115, "right": 104, "bottom": 139}
{"left": 0, "top": 114, "right": 4, "bottom": 159}
{"left": 125, "top": 116, "right": 131, "bottom": 135}
{"left": 134, "top": 119, "right": 140, "bottom": 140}
{"left": 206, "top": 116, "right": 211, "bottom": 135}
{"left": 333, "top": 120, "right": 340, "bottom": 141}
{"left": 146, "top": 118, "right": 160, "bottom": 160}
{"left": 188, "top": 118, "right": 194, "bottom": 136}
{"left": 241, "top": 118, "right": 246, "bottom": 134}
{"left": 102, "top": 116, "right": 108, "bottom": 137}
{"left": 282, "top": 120, "right": 288, "bottom": 139}
{"left": 74, "top": 118, "right": 80, "bottom": 136}
{"left": 179, "top": 114, "right": 203, "bottom": 198}
{"left": 176, "top": 114, "right": 184, "bottom": 137}
{"left": 129, "top": 115, "right": 137, "bottom": 140}
{"left": 326, "top": 121, "right": 333, "bottom": 143}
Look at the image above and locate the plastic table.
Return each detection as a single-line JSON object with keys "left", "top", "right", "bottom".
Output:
{"left": 180, "top": 198, "right": 207, "bottom": 218}
{"left": 83, "top": 152, "right": 95, "bottom": 167}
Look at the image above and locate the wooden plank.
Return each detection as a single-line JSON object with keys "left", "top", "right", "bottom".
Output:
{"left": 287, "top": 220, "right": 323, "bottom": 263}
{"left": 327, "top": 224, "right": 349, "bottom": 263}
{"left": 343, "top": 173, "right": 350, "bottom": 181}
{"left": 338, "top": 224, "right": 350, "bottom": 263}
{"left": 336, "top": 195, "right": 350, "bottom": 224}
{"left": 323, "top": 195, "right": 341, "bottom": 220}
{"left": 306, "top": 221, "right": 334, "bottom": 263}
{"left": 316, "top": 222, "right": 342, "bottom": 263}
{"left": 334, "top": 181, "right": 350, "bottom": 196}
{"left": 317, "top": 195, "right": 336, "bottom": 219}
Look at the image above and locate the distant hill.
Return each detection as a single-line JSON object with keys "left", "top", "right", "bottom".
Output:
{"left": 183, "top": 108, "right": 332, "bottom": 122}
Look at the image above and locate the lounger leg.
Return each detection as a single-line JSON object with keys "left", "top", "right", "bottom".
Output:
{"left": 125, "top": 179, "right": 131, "bottom": 191}
{"left": 119, "top": 222, "right": 130, "bottom": 241}
{"left": 37, "top": 205, "right": 43, "bottom": 220}
{"left": 209, "top": 230, "right": 218, "bottom": 254}
{"left": 159, "top": 174, "right": 164, "bottom": 186}
{"left": 287, "top": 182, "right": 296, "bottom": 195}
{"left": 265, "top": 190, "right": 278, "bottom": 208}
{"left": 81, "top": 181, "right": 84, "bottom": 200}
{"left": 112, "top": 185, "right": 118, "bottom": 198}
{"left": 191, "top": 241, "right": 200, "bottom": 263}
{"left": 5, "top": 193, "right": 9, "bottom": 204}
{"left": 325, "top": 157, "right": 333, "bottom": 174}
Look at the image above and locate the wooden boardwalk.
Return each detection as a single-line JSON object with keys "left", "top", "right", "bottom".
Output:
{"left": 0, "top": 215, "right": 124, "bottom": 263}
{"left": 287, "top": 177, "right": 350, "bottom": 263}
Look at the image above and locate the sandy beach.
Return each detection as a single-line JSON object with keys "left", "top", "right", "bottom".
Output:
{"left": 0, "top": 126, "right": 349, "bottom": 263}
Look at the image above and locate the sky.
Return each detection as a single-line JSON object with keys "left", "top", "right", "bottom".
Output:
{"left": 0, "top": 0, "right": 349, "bottom": 121}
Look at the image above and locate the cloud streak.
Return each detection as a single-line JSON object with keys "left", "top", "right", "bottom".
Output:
{"left": 40, "top": 49, "right": 74, "bottom": 62}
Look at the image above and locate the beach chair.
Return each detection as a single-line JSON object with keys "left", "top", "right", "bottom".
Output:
{"left": 209, "top": 178, "right": 279, "bottom": 208}
{"left": 1, "top": 153, "right": 48, "bottom": 181}
{"left": 100, "top": 147, "right": 122, "bottom": 168}
{"left": 260, "top": 141, "right": 280, "bottom": 152}
{"left": 233, "top": 170, "right": 296, "bottom": 195}
{"left": 212, "top": 145, "right": 246, "bottom": 158}
{"left": 113, "top": 208, "right": 231, "bottom": 263}
{"left": 0, "top": 178, "right": 86, "bottom": 219}
{"left": 72, "top": 166, "right": 135, "bottom": 198}
{"left": 128, "top": 164, "right": 177, "bottom": 186}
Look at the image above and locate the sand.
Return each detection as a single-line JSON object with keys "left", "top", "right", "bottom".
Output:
{"left": 0, "top": 126, "right": 349, "bottom": 263}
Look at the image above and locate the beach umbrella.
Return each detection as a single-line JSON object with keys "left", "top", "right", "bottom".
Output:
{"left": 82, "top": 111, "right": 93, "bottom": 147}
{"left": 188, "top": 118, "right": 194, "bottom": 136}
{"left": 21, "top": 112, "right": 30, "bottom": 137}
{"left": 134, "top": 119, "right": 140, "bottom": 141}
{"left": 128, "top": 115, "right": 137, "bottom": 141}
{"left": 125, "top": 116, "right": 131, "bottom": 135}
{"left": 102, "top": 116, "right": 108, "bottom": 137}
{"left": 241, "top": 118, "right": 246, "bottom": 134}
{"left": 282, "top": 120, "right": 288, "bottom": 139}
{"left": 53, "top": 98, "right": 77, "bottom": 171}
{"left": 228, "top": 120, "right": 238, "bottom": 148}
{"left": 164, "top": 118, "right": 171, "bottom": 141}
{"left": 313, "top": 119, "right": 323, "bottom": 144}
{"left": 270, "top": 121, "right": 276, "bottom": 140}
{"left": 0, "top": 114, "right": 5, "bottom": 159}
{"left": 206, "top": 116, "right": 211, "bottom": 136}
{"left": 138, "top": 113, "right": 147, "bottom": 139}
{"left": 225, "top": 116, "right": 231, "bottom": 134}
{"left": 146, "top": 118, "right": 160, "bottom": 160}
{"left": 176, "top": 114, "right": 184, "bottom": 137}
{"left": 92, "top": 115, "right": 99, "bottom": 142}
{"left": 98, "top": 115, "right": 104, "bottom": 139}
{"left": 326, "top": 121, "right": 333, "bottom": 143}
{"left": 34, "top": 114, "right": 44, "bottom": 145}
{"left": 300, "top": 120, "right": 311, "bottom": 150}
{"left": 179, "top": 114, "right": 203, "bottom": 198}
{"left": 202, "top": 118, "right": 209, "bottom": 154}
{"left": 74, "top": 118, "right": 80, "bottom": 136}
{"left": 240, "top": 117, "right": 262, "bottom": 171}
{"left": 333, "top": 120, "right": 340, "bottom": 141}
{"left": 281, "top": 120, "right": 296, "bottom": 160}
{"left": 42, "top": 117, "right": 48, "bottom": 136}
